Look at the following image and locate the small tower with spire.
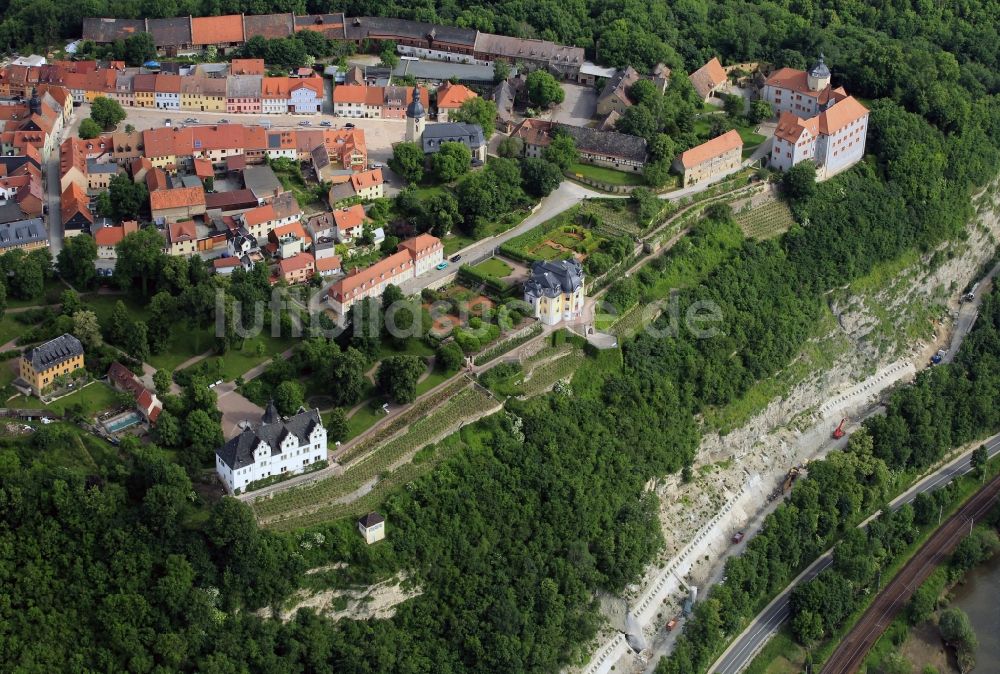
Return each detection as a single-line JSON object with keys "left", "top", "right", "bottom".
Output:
{"left": 405, "top": 87, "right": 426, "bottom": 144}
{"left": 28, "top": 87, "right": 41, "bottom": 117}
{"left": 806, "top": 53, "right": 831, "bottom": 92}
{"left": 262, "top": 400, "right": 281, "bottom": 424}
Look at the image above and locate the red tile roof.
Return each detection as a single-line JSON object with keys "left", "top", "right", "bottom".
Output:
{"left": 333, "top": 204, "right": 366, "bottom": 231}
{"left": 168, "top": 220, "right": 197, "bottom": 243}
{"left": 818, "top": 96, "right": 868, "bottom": 135}
{"left": 677, "top": 129, "right": 742, "bottom": 169}
{"left": 436, "top": 82, "right": 477, "bottom": 109}
{"left": 150, "top": 186, "right": 206, "bottom": 212}
{"left": 191, "top": 15, "right": 245, "bottom": 45}
{"left": 350, "top": 168, "right": 383, "bottom": 191}
{"left": 194, "top": 158, "right": 213, "bottom": 178}
{"left": 278, "top": 252, "right": 315, "bottom": 275}
{"left": 315, "top": 256, "right": 342, "bottom": 273}
{"left": 230, "top": 58, "right": 265, "bottom": 76}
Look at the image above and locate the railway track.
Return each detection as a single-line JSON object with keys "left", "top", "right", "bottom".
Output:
{"left": 820, "top": 472, "right": 1000, "bottom": 674}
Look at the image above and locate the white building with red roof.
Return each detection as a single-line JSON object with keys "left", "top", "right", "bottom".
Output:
{"left": 326, "top": 234, "right": 442, "bottom": 315}
{"left": 763, "top": 55, "right": 868, "bottom": 179}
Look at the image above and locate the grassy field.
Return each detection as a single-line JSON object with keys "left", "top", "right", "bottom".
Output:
{"left": 568, "top": 162, "right": 645, "bottom": 186}
{"left": 443, "top": 232, "right": 476, "bottom": 256}
{"left": 734, "top": 200, "right": 796, "bottom": 240}
{"left": 472, "top": 257, "right": 514, "bottom": 279}
{"left": 340, "top": 403, "right": 385, "bottom": 442}
{"left": 213, "top": 334, "right": 295, "bottom": 381}
{"left": 9, "top": 380, "right": 121, "bottom": 417}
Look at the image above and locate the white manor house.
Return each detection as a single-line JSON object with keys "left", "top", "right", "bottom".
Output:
{"left": 523, "top": 259, "right": 585, "bottom": 325}
{"left": 215, "top": 402, "right": 327, "bottom": 493}
{"left": 763, "top": 54, "right": 869, "bottom": 179}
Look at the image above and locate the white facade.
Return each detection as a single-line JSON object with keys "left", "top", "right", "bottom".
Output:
{"left": 154, "top": 92, "right": 179, "bottom": 110}
{"left": 262, "top": 97, "right": 289, "bottom": 114}
{"left": 289, "top": 86, "right": 322, "bottom": 114}
{"left": 215, "top": 406, "right": 327, "bottom": 493}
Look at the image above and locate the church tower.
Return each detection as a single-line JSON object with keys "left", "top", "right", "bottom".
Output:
{"left": 405, "top": 87, "right": 425, "bottom": 144}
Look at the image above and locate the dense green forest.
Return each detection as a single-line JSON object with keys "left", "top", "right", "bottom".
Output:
{"left": 1, "top": 0, "right": 999, "bottom": 672}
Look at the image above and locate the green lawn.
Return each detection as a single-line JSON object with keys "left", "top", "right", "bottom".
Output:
{"left": 82, "top": 294, "right": 151, "bottom": 324}
{"left": 443, "top": 232, "right": 476, "bottom": 256}
{"left": 415, "top": 368, "right": 454, "bottom": 396}
{"left": 568, "top": 162, "right": 645, "bottom": 186}
{"left": 342, "top": 403, "right": 385, "bottom": 441}
{"left": 472, "top": 257, "right": 514, "bottom": 279}
{"left": 147, "top": 326, "right": 215, "bottom": 372}
{"left": 734, "top": 123, "right": 767, "bottom": 147}
{"left": 9, "top": 381, "right": 121, "bottom": 418}
{"left": 377, "top": 339, "right": 435, "bottom": 361}
{"left": 532, "top": 243, "right": 567, "bottom": 260}
{"left": 0, "top": 315, "right": 37, "bottom": 347}
{"left": 213, "top": 334, "right": 295, "bottom": 381}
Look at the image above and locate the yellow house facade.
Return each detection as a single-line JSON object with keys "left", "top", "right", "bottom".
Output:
{"left": 523, "top": 259, "right": 586, "bottom": 326}
{"left": 18, "top": 333, "right": 85, "bottom": 396}
{"left": 180, "top": 77, "right": 227, "bottom": 113}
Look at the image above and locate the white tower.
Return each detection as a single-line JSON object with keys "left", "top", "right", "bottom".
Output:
{"left": 806, "top": 53, "right": 831, "bottom": 92}
{"left": 405, "top": 87, "right": 426, "bottom": 144}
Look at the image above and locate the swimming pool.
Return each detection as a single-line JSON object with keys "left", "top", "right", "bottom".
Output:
{"left": 104, "top": 412, "right": 142, "bottom": 433}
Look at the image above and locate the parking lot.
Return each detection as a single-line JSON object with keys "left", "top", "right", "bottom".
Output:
{"left": 69, "top": 102, "right": 407, "bottom": 167}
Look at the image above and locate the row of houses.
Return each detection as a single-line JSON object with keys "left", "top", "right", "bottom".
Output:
{"left": 82, "top": 14, "right": 587, "bottom": 80}
{"left": 0, "top": 60, "right": 325, "bottom": 115}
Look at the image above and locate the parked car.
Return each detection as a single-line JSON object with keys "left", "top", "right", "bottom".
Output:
{"left": 320, "top": 120, "right": 333, "bottom": 127}
{"left": 369, "top": 162, "right": 384, "bottom": 169}
{"left": 344, "top": 122, "right": 355, "bottom": 128}
{"left": 298, "top": 120, "right": 311, "bottom": 126}
{"left": 220, "top": 118, "right": 230, "bottom": 124}
{"left": 449, "top": 254, "right": 461, "bottom": 263}
{"left": 435, "top": 262, "right": 449, "bottom": 270}
{"left": 164, "top": 118, "right": 172, "bottom": 127}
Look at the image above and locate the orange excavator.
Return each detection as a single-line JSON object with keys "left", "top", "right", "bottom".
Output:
{"left": 832, "top": 418, "right": 847, "bottom": 440}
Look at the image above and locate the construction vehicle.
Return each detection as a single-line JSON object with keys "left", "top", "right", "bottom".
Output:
{"left": 666, "top": 618, "right": 678, "bottom": 632}
{"left": 781, "top": 467, "right": 801, "bottom": 494}
{"left": 731, "top": 531, "right": 745, "bottom": 544}
{"left": 832, "top": 418, "right": 847, "bottom": 439}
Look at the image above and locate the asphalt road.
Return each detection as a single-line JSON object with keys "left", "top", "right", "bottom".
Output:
{"left": 45, "top": 155, "right": 62, "bottom": 256}
{"left": 703, "top": 263, "right": 1000, "bottom": 674}
{"left": 820, "top": 471, "right": 1000, "bottom": 674}
{"left": 397, "top": 179, "right": 602, "bottom": 295}
{"left": 709, "top": 434, "right": 1000, "bottom": 674}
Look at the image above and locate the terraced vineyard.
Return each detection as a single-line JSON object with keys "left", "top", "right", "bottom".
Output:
{"left": 338, "top": 377, "right": 467, "bottom": 464}
{"left": 518, "top": 348, "right": 587, "bottom": 397}
{"left": 734, "top": 199, "right": 795, "bottom": 240}
{"left": 253, "top": 384, "right": 500, "bottom": 528}
{"left": 579, "top": 200, "right": 646, "bottom": 237}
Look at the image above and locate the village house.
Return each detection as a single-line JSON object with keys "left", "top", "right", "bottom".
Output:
{"left": 60, "top": 182, "right": 93, "bottom": 236}
{"left": 150, "top": 185, "right": 206, "bottom": 223}
{"left": 274, "top": 252, "right": 315, "bottom": 284}
{"left": 435, "top": 82, "right": 477, "bottom": 122}
{"left": 215, "top": 402, "right": 327, "bottom": 493}
{"left": 596, "top": 66, "right": 639, "bottom": 117}
{"left": 421, "top": 122, "right": 487, "bottom": 163}
{"left": 166, "top": 220, "right": 198, "bottom": 256}
{"left": 17, "top": 333, "right": 84, "bottom": 396}
{"left": 93, "top": 220, "right": 139, "bottom": 259}
{"left": 332, "top": 204, "right": 367, "bottom": 243}
{"left": 107, "top": 361, "right": 163, "bottom": 425}
{"left": 512, "top": 119, "right": 648, "bottom": 172}
{"left": 689, "top": 57, "right": 728, "bottom": 102}
{"left": 673, "top": 129, "right": 743, "bottom": 187}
